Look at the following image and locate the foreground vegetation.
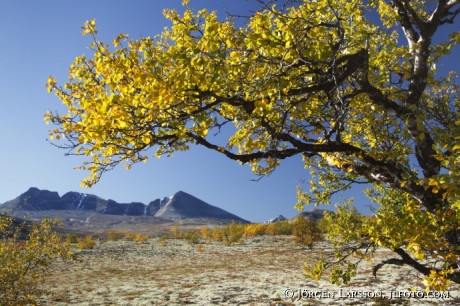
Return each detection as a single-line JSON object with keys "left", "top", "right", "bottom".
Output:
{"left": 4, "top": 210, "right": 456, "bottom": 304}
{"left": 41, "top": 229, "right": 458, "bottom": 305}
{"left": 0, "top": 213, "right": 71, "bottom": 306}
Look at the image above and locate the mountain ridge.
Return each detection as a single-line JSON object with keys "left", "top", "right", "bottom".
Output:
{"left": 1, "top": 187, "right": 249, "bottom": 223}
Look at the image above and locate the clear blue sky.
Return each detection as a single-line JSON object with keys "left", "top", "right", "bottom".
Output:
{"left": 0, "top": 1, "right": 458, "bottom": 222}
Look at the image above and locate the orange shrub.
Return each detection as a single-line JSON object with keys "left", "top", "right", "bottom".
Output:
{"left": 133, "top": 233, "right": 149, "bottom": 242}
{"left": 243, "top": 223, "right": 266, "bottom": 237}
{"left": 199, "top": 227, "right": 212, "bottom": 239}
{"left": 77, "top": 235, "right": 96, "bottom": 249}
{"left": 211, "top": 228, "right": 224, "bottom": 242}
{"left": 125, "top": 232, "right": 136, "bottom": 240}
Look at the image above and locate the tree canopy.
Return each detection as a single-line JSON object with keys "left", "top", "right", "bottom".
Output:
{"left": 46, "top": 0, "right": 460, "bottom": 291}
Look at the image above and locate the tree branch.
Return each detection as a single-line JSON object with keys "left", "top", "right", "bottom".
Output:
{"left": 373, "top": 247, "right": 460, "bottom": 284}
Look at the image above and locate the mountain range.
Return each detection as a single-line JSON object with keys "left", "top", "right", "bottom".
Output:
{"left": 0, "top": 187, "right": 249, "bottom": 223}
{"left": 264, "top": 209, "right": 333, "bottom": 224}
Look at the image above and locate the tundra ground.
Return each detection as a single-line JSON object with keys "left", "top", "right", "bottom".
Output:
{"left": 38, "top": 235, "right": 460, "bottom": 305}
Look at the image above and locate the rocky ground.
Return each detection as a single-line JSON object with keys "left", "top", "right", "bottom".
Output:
{"left": 39, "top": 235, "right": 460, "bottom": 305}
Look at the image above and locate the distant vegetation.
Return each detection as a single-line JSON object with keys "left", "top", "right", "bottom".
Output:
{"left": 124, "top": 231, "right": 149, "bottom": 242}
{"left": 88, "top": 216, "right": 326, "bottom": 250}
{"left": 61, "top": 216, "right": 326, "bottom": 250}
{"left": 158, "top": 216, "right": 325, "bottom": 248}
{"left": 107, "top": 230, "right": 123, "bottom": 241}
{"left": 77, "top": 235, "right": 96, "bottom": 249}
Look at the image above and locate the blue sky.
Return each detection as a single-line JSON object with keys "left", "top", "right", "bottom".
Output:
{"left": 0, "top": 1, "right": 458, "bottom": 222}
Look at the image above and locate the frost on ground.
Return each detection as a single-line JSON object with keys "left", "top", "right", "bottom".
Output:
{"left": 39, "top": 236, "right": 459, "bottom": 305}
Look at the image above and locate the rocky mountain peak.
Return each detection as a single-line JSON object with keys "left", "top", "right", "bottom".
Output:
{"left": 264, "top": 215, "right": 287, "bottom": 224}
{"left": 1, "top": 188, "right": 249, "bottom": 223}
{"left": 298, "top": 209, "right": 333, "bottom": 221}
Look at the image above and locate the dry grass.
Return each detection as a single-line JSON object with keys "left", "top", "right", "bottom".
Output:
{"left": 37, "top": 235, "right": 459, "bottom": 305}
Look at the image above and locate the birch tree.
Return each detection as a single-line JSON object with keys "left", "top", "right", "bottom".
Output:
{"left": 46, "top": 0, "right": 460, "bottom": 290}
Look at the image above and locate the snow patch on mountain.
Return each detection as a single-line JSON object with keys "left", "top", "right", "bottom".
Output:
{"left": 76, "top": 194, "right": 87, "bottom": 209}
{"left": 155, "top": 196, "right": 173, "bottom": 216}
{"left": 264, "top": 215, "right": 286, "bottom": 224}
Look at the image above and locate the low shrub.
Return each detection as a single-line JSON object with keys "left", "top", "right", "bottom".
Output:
{"left": 211, "top": 227, "right": 224, "bottom": 242}
{"left": 124, "top": 232, "right": 136, "bottom": 240}
{"left": 243, "top": 223, "right": 266, "bottom": 237}
{"left": 182, "top": 231, "right": 200, "bottom": 245}
{"left": 265, "top": 220, "right": 293, "bottom": 235}
{"left": 198, "top": 227, "right": 212, "bottom": 244}
{"left": 199, "top": 227, "right": 211, "bottom": 238}
{"left": 107, "top": 230, "right": 123, "bottom": 241}
{"left": 169, "top": 227, "right": 202, "bottom": 245}
{"left": 66, "top": 233, "right": 78, "bottom": 244}
{"left": 171, "top": 226, "right": 180, "bottom": 238}
{"left": 316, "top": 217, "right": 329, "bottom": 233}
{"left": 222, "top": 220, "right": 245, "bottom": 245}
{"left": 133, "top": 233, "right": 149, "bottom": 242}
{"left": 77, "top": 235, "right": 96, "bottom": 249}
{"left": 158, "top": 235, "right": 168, "bottom": 247}
{"left": 0, "top": 214, "right": 72, "bottom": 305}
{"left": 292, "top": 215, "right": 323, "bottom": 248}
